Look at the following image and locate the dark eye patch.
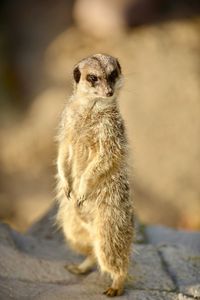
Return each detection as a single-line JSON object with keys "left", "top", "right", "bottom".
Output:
{"left": 108, "top": 69, "right": 118, "bottom": 83}
{"left": 86, "top": 74, "right": 98, "bottom": 84}
{"left": 73, "top": 66, "right": 81, "bottom": 83}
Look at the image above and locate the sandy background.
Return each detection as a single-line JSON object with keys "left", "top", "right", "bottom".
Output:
{"left": 0, "top": 0, "right": 199, "bottom": 231}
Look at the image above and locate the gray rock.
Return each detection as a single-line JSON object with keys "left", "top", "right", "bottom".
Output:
{"left": 27, "top": 205, "right": 63, "bottom": 242}
{"left": 0, "top": 223, "right": 17, "bottom": 248}
{"left": 145, "top": 225, "right": 200, "bottom": 252}
{"left": 0, "top": 244, "right": 77, "bottom": 284}
{"left": 0, "top": 216, "right": 199, "bottom": 299}
{"left": 0, "top": 277, "right": 188, "bottom": 300}
{"left": 129, "top": 245, "right": 175, "bottom": 291}
{"left": 159, "top": 244, "right": 200, "bottom": 298}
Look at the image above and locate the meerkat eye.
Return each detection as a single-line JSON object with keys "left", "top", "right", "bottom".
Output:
{"left": 86, "top": 74, "right": 98, "bottom": 84}
{"left": 108, "top": 69, "right": 118, "bottom": 83}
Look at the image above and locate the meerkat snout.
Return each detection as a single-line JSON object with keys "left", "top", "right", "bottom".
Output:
{"left": 73, "top": 53, "right": 123, "bottom": 99}
{"left": 106, "top": 90, "right": 113, "bottom": 97}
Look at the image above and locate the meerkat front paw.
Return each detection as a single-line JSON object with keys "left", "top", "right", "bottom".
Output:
{"left": 77, "top": 179, "right": 88, "bottom": 205}
{"left": 103, "top": 287, "right": 124, "bottom": 297}
{"left": 62, "top": 181, "right": 71, "bottom": 199}
{"left": 77, "top": 195, "right": 86, "bottom": 207}
{"left": 64, "top": 188, "right": 71, "bottom": 199}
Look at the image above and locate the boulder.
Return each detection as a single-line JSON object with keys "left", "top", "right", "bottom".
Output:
{"left": 0, "top": 208, "right": 199, "bottom": 299}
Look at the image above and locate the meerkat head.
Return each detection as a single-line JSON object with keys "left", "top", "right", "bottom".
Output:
{"left": 73, "top": 54, "right": 123, "bottom": 101}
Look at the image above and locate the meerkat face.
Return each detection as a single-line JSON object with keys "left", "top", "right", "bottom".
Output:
{"left": 73, "top": 54, "right": 123, "bottom": 100}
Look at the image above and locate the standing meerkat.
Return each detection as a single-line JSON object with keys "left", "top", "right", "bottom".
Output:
{"left": 56, "top": 53, "right": 134, "bottom": 297}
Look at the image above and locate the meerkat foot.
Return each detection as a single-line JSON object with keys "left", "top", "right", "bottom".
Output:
{"left": 103, "top": 287, "right": 124, "bottom": 297}
{"left": 65, "top": 264, "right": 87, "bottom": 275}
{"left": 103, "top": 273, "right": 125, "bottom": 297}
{"left": 65, "top": 255, "right": 96, "bottom": 275}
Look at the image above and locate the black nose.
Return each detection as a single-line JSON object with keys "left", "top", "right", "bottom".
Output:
{"left": 106, "top": 91, "right": 113, "bottom": 97}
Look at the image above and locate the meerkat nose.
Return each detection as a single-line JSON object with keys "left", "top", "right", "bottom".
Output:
{"left": 106, "top": 91, "right": 113, "bottom": 97}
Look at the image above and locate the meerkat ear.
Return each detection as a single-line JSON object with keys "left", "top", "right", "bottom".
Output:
{"left": 116, "top": 59, "right": 122, "bottom": 74}
{"left": 73, "top": 66, "right": 81, "bottom": 83}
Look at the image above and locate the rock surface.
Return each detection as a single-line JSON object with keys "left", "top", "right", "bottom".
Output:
{"left": 0, "top": 208, "right": 199, "bottom": 299}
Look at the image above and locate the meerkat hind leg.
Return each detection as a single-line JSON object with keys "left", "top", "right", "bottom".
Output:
{"left": 65, "top": 255, "right": 96, "bottom": 275}
{"left": 103, "top": 273, "right": 126, "bottom": 297}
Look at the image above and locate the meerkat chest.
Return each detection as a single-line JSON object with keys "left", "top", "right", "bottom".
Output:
{"left": 69, "top": 110, "right": 100, "bottom": 144}
{"left": 64, "top": 106, "right": 123, "bottom": 163}
{"left": 65, "top": 111, "right": 101, "bottom": 165}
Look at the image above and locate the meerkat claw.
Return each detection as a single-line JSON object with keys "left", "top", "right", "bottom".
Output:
{"left": 66, "top": 191, "right": 71, "bottom": 199}
{"left": 64, "top": 187, "right": 71, "bottom": 199}
{"left": 103, "top": 287, "right": 123, "bottom": 297}
{"left": 77, "top": 196, "right": 86, "bottom": 207}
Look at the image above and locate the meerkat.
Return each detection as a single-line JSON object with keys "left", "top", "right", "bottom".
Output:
{"left": 56, "top": 53, "right": 134, "bottom": 297}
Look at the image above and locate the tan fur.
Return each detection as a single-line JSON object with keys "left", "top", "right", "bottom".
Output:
{"left": 56, "top": 54, "right": 134, "bottom": 296}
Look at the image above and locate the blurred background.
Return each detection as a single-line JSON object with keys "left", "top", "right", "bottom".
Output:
{"left": 0, "top": 0, "right": 200, "bottom": 232}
